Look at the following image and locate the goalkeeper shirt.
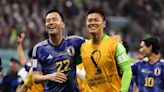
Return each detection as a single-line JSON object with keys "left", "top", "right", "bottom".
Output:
{"left": 81, "top": 34, "right": 132, "bottom": 92}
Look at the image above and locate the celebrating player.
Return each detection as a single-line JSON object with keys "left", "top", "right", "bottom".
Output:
{"left": 16, "top": 32, "right": 43, "bottom": 92}
{"left": 32, "top": 9, "right": 85, "bottom": 92}
{"left": 131, "top": 37, "right": 164, "bottom": 92}
{"left": 81, "top": 8, "right": 132, "bottom": 92}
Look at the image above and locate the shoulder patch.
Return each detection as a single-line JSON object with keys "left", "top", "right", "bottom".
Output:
{"left": 32, "top": 59, "right": 38, "bottom": 68}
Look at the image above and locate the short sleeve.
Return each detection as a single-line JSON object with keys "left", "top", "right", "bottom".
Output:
{"left": 32, "top": 45, "right": 42, "bottom": 71}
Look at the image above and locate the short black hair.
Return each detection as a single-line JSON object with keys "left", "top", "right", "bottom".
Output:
{"left": 142, "top": 37, "right": 161, "bottom": 55}
{"left": 46, "top": 8, "right": 64, "bottom": 21}
{"left": 28, "top": 48, "right": 33, "bottom": 58}
{"left": 10, "top": 58, "right": 19, "bottom": 64}
{"left": 87, "top": 8, "right": 106, "bottom": 21}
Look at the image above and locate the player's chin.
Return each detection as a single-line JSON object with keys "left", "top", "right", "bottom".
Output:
{"left": 141, "top": 53, "right": 146, "bottom": 58}
{"left": 48, "top": 29, "right": 58, "bottom": 34}
{"left": 88, "top": 29, "right": 98, "bottom": 34}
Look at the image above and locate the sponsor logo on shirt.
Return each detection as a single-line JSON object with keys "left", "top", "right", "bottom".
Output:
{"left": 47, "top": 55, "right": 53, "bottom": 60}
{"left": 141, "top": 69, "right": 153, "bottom": 74}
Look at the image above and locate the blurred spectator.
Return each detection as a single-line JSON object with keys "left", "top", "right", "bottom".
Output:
{"left": 16, "top": 32, "right": 43, "bottom": 92}
{"left": 0, "top": 58, "right": 3, "bottom": 77}
{"left": 0, "top": 58, "right": 20, "bottom": 92}
{"left": 131, "top": 37, "right": 164, "bottom": 92}
{"left": 0, "top": 58, "right": 3, "bottom": 92}
{"left": 0, "top": 0, "right": 163, "bottom": 57}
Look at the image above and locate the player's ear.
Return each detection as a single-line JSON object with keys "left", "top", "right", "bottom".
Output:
{"left": 103, "top": 21, "right": 106, "bottom": 28}
{"left": 61, "top": 22, "right": 65, "bottom": 29}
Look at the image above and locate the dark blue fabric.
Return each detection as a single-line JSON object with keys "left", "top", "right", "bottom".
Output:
{"left": 1, "top": 73, "right": 19, "bottom": 92}
{"left": 131, "top": 59, "right": 164, "bottom": 92}
{"left": 33, "top": 36, "right": 85, "bottom": 92}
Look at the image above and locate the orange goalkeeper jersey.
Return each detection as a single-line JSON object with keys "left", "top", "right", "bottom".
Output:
{"left": 26, "top": 75, "right": 43, "bottom": 92}
{"left": 26, "top": 69, "right": 43, "bottom": 92}
{"left": 27, "top": 82, "right": 43, "bottom": 92}
{"left": 81, "top": 35, "right": 121, "bottom": 92}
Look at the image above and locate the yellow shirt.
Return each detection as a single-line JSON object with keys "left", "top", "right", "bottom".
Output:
{"left": 26, "top": 72, "right": 44, "bottom": 92}
{"left": 81, "top": 36, "right": 121, "bottom": 92}
{"left": 27, "top": 82, "right": 43, "bottom": 92}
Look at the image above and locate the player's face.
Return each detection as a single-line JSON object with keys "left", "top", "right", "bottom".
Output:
{"left": 9, "top": 62, "right": 19, "bottom": 73}
{"left": 139, "top": 41, "right": 151, "bottom": 57}
{"left": 86, "top": 13, "right": 106, "bottom": 34}
{"left": 45, "top": 12, "right": 65, "bottom": 35}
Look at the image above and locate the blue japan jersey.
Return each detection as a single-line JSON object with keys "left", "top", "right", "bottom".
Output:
{"left": 32, "top": 36, "right": 85, "bottom": 92}
{"left": 17, "top": 61, "right": 31, "bottom": 84}
{"left": 25, "top": 61, "right": 31, "bottom": 72}
{"left": 132, "top": 59, "right": 164, "bottom": 92}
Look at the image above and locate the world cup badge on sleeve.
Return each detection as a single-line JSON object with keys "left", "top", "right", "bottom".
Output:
{"left": 33, "top": 59, "right": 38, "bottom": 68}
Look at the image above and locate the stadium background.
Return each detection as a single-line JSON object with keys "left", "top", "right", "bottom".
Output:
{"left": 0, "top": 0, "right": 163, "bottom": 74}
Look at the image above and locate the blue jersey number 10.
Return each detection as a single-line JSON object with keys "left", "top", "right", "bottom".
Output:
{"left": 144, "top": 77, "right": 154, "bottom": 87}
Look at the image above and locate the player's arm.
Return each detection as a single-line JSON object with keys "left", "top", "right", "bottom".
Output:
{"left": 32, "top": 70, "right": 67, "bottom": 84}
{"left": 32, "top": 58, "right": 67, "bottom": 84}
{"left": 32, "top": 70, "right": 47, "bottom": 84}
{"left": 17, "top": 32, "right": 26, "bottom": 66}
{"left": 32, "top": 45, "right": 68, "bottom": 84}
{"left": 16, "top": 84, "right": 28, "bottom": 92}
{"left": 115, "top": 43, "right": 132, "bottom": 92}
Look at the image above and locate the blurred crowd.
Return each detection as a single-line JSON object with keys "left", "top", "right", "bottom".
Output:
{"left": 0, "top": 0, "right": 164, "bottom": 57}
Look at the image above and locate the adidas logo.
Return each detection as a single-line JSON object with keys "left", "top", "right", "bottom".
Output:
{"left": 47, "top": 55, "right": 53, "bottom": 59}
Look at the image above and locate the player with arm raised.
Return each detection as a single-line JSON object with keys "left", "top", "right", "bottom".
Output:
{"left": 81, "top": 8, "right": 132, "bottom": 92}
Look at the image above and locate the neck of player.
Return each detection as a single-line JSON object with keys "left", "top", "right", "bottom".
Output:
{"left": 149, "top": 53, "right": 161, "bottom": 64}
{"left": 92, "top": 31, "right": 105, "bottom": 44}
{"left": 49, "top": 33, "right": 63, "bottom": 46}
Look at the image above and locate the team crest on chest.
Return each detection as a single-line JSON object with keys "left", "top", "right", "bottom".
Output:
{"left": 66, "top": 46, "right": 75, "bottom": 56}
{"left": 154, "top": 67, "right": 161, "bottom": 76}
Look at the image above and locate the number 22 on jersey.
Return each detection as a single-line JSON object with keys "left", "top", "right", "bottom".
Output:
{"left": 55, "top": 60, "right": 71, "bottom": 72}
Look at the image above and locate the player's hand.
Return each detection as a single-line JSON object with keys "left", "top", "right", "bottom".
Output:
{"left": 17, "top": 32, "right": 25, "bottom": 45}
{"left": 47, "top": 72, "right": 67, "bottom": 83}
